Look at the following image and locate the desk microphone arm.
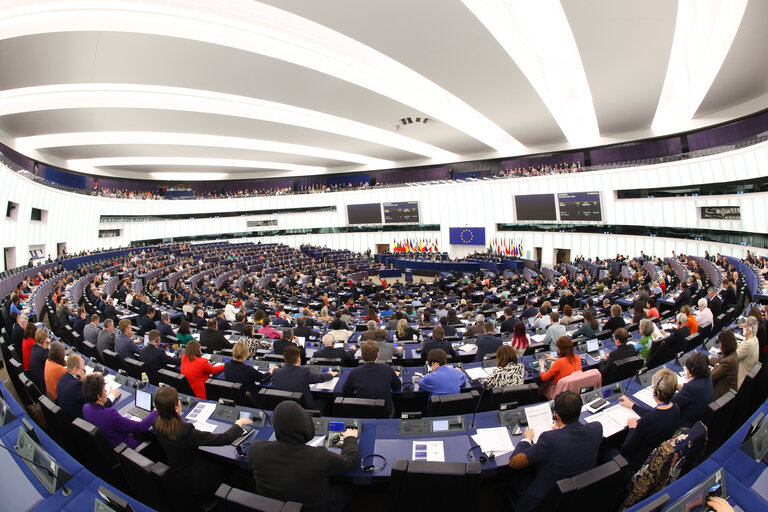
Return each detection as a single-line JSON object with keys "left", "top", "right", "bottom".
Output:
{"left": 470, "top": 381, "right": 488, "bottom": 429}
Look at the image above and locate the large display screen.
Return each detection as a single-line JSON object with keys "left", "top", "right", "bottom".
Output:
{"left": 558, "top": 192, "right": 602, "bottom": 221}
{"left": 514, "top": 194, "right": 557, "bottom": 221}
{"left": 383, "top": 201, "right": 420, "bottom": 223}
{"left": 346, "top": 203, "right": 382, "bottom": 224}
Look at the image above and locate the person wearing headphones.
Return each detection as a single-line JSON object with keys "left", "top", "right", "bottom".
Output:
{"left": 507, "top": 391, "right": 603, "bottom": 512}
{"left": 618, "top": 368, "right": 681, "bottom": 474}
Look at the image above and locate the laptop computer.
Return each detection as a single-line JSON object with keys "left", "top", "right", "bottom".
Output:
{"left": 126, "top": 389, "right": 153, "bottom": 419}
{"left": 585, "top": 338, "right": 602, "bottom": 358}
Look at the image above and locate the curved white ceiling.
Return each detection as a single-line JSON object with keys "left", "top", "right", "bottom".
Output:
{"left": 0, "top": 0, "right": 764, "bottom": 180}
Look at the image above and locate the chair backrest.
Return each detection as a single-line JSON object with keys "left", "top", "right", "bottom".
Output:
{"left": 39, "top": 395, "right": 73, "bottom": 451}
{"left": 215, "top": 484, "right": 303, "bottom": 512}
{"left": 552, "top": 370, "right": 602, "bottom": 399}
{"left": 701, "top": 389, "right": 737, "bottom": 454}
{"left": 205, "top": 379, "right": 245, "bottom": 404}
{"left": 429, "top": 390, "right": 479, "bottom": 416}
{"left": 681, "top": 333, "right": 701, "bottom": 353}
{"left": 117, "top": 445, "right": 172, "bottom": 512}
{"left": 102, "top": 349, "right": 124, "bottom": 371}
{"left": 256, "top": 388, "right": 304, "bottom": 411}
{"left": 81, "top": 340, "right": 98, "bottom": 360}
{"left": 596, "top": 329, "right": 613, "bottom": 340}
{"left": 157, "top": 368, "right": 195, "bottom": 396}
{"left": 614, "top": 356, "right": 645, "bottom": 383}
{"left": 389, "top": 459, "right": 481, "bottom": 512}
{"left": 729, "top": 361, "right": 762, "bottom": 434}
{"left": 537, "top": 455, "right": 627, "bottom": 512}
{"left": 6, "top": 358, "right": 24, "bottom": 401}
{"left": 332, "top": 397, "right": 387, "bottom": 419}
{"left": 18, "top": 373, "right": 41, "bottom": 406}
{"left": 70, "top": 418, "right": 125, "bottom": 488}
{"left": 493, "top": 383, "right": 539, "bottom": 408}
{"left": 123, "top": 358, "right": 145, "bottom": 380}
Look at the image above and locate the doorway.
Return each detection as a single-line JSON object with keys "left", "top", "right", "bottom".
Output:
{"left": 555, "top": 248, "right": 571, "bottom": 264}
{"left": 4, "top": 247, "right": 16, "bottom": 270}
{"left": 57, "top": 242, "right": 67, "bottom": 257}
{"left": 534, "top": 247, "right": 542, "bottom": 262}
{"left": 376, "top": 244, "right": 389, "bottom": 254}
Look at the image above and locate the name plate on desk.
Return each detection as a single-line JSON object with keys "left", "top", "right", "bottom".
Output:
{"left": 399, "top": 416, "right": 465, "bottom": 436}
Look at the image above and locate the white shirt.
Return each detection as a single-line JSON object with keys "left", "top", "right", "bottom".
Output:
{"left": 695, "top": 307, "right": 713, "bottom": 329}
{"left": 224, "top": 303, "right": 238, "bottom": 322}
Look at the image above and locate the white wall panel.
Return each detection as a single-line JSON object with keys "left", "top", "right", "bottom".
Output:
{"left": 3, "top": 140, "right": 768, "bottom": 270}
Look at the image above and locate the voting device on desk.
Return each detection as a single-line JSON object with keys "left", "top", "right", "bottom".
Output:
{"left": 14, "top": 420, "right": 73, "bottom": 495}
{"left": 663, "top": 468, "right": 727, "bottom": 512}
{"left": 740, "top": 412, "right": 768, "bottom": 462}
{"left": 399, "top": 416, "right": 465, "bottom": 436}
{"left": 0, "top": 394, "right": 16, "bottom": 426}
{"left": 95, "top": 485, "right": 135, "bottom": 512}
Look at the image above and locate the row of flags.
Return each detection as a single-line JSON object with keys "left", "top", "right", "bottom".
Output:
{"left": 393, "top": 238, "right": 439, "bottom": 253}
{"left": 490, "top": 238, "right": 524, "bottom": 257}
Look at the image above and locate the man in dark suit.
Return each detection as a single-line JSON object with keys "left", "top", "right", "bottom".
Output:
{"left": 598, "top": 328, "right": 635, "bottom": 376}
{"left": 674, "top": 283, "right": 692, "bottom": 309}
{"left": 72, "top": 307, "right": 88, "bottom": 337}
{"left": 57, "top": 353, "right": 118, "bottom": 420}
{"left": 720, "top": 279, "right": 736, "bottom": 307}
{"left": 359, "top": 320, "right": 387, "bottom": 342}
{"left": 11, "top": 313, "right": 27, "bottom": 358}
{"left": 140, "top": 329, "right": 181, "bottom": 375}
{"left": 313, "top": 333, "right": 355, "bottom": 363}
{"left": 156, "top": 311, "right": 176, "bottom": 340}
{"left": 474, "top": 322, "right": 502, "bottom": 362}
{"left": 199, "top": 318, "right": 229, "bottom": 352}
{"left": 420, "top": 326, "right": 456, "bottom": 361}
{"left": 192, "top": 308, "right": 206, "bottom": 329}
{"left": 139, "top": 307, "right": 157, "bottom": 335}
{"left": 215, "top": 309, "right": 231, "bottom": 332}
{"left": 342, "top": 341, "right": 402, "bottom": 418}
{"left": 102, "top": 297, "right": 118, "bottom": 323}
{"left": 293, "top": 315, "right": 319, "bottom": 339}
{"left": 500, "top": 307, "right": 520, "bottom": 333}
{"left": 653, "top": 313, "right": 691, "bottom": 364}
{"left": 519, "top": 299, "right": 538, "bottom": 320}
{"left": 229, "top": 312, "right": 245, "bottom": 334}
{"left": 271, "top": 346, "right": 337, "bottom": 409}
{"left": 508, "top": 391, "right": 603, "bottom": 512}
{"left": 115, "top": 319, "right": 141, "bottom": 361}
{"left": 707, "top": 287, "right": 722, "bottom": 322}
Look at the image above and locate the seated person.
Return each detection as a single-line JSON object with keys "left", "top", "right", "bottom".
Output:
{"left": 97, "top": 318, "right": 116, "bottom": 360}
{"left": 510, "top": 321, "right": 530, "bottom": 356}
{"left": 82, "top": 373, "right": 156, "bottom": 449}
{"left": 695, "top": 297, "right": 714, "bottom": 330}
{"left": 439, "top": 315, "right": 460, "bottom": 338}
{"left": 598, "top": 327, "right": 635, "bottom": 375}
{"left": 342, "top": 341, "right": 402, "bottom": 418}
{"left": 44, "top": 341, "right": 67, "bottom": 401}
{"left": 29, "top": 329, "right": 50, "bottom": 395}
{"left": 273, "top": 328, "right": 306, "bottom": 359}
{"left": 572, "top": 310, "right": 599, "bottom": 340}
{"left": 417, "top": 348, "right": 466, "bottom": 397}
{"left": 635, "top": 318, "right": 655, "bottom": 360}
{"left": 115, "top": 318, "right": 141, "bottom": 361}
{"left": 483, "top": 345, "right": 525, "bottom": 388}
{"left": 313, "top": 333, "right": 356, "bottom": 363}
{"left": 559, "top": 305, "right": 575, "bottom": 325}
{"left": 618, "top": 368, "right": 681, "bottom": 474}
{"left": 360, "top": 320, "right": 388, "bottom": 342}
{"left": 293, "top": 315, "right": 319, "bottom": 339}
{"left": 681, "top": 305, "right": 698, "bottom": 334}
{"left": 500, "top": 307, "right": 520, "bottom": 333}
{"left": 153, "top": 386, "right": 252, "bottom": 499}
{"left": 542, "top": 312, "right": 567, "bottom": 352}
{"left": 175, "top": 320, "right": 194, "bottom": 345}
{"left": 140, "top": 329, "right": 182, "bottom": 374}
{"left": 247, "top": 401, "right": 358, "bottom": 512}
{"left": 507, "top": 391, "right": 603, "bottom": 512}
{"left": 199, "top": 318, "right": 229, "bottom": 352}
{"left": 540, "top": 336, "right": 581, "bottom": 385}
{"left": 240, "top": 323, "right": 272, "bottom": 359}
{"left": 258, "top": 316, "right": 282, "bottom": 339}
{"left": 653, "top": 313, "right": 691, "bottom": 363}
{"left": 57, "top": 354, "right": 119, "bottom": 420}
{"left": 673, "top": 351, "right": 713, "bottom": 428}
{"left": 156, "top": 311, "right": 176, "bottom": 339}
{"left": 138, "top": 307, "right": 157, "bottom": 335}
{"left": 465, "top": 314, "right": 486, "bottom": 337}
{"left": 645, "top": 297, "right": 660, "bottom": 319}
{"left": 272, "top": 346, "right": 338, "bottom": 410}
{"left": 602, "top": 304, "right": 626, "bottom": 333}
{"left": 224, "top": 341, "right": 275, "bottom": 403}
{"left": 72, "top": 307, "right": 89, "bottom": 337}
{"left": 395, "top": 318, "right": 420, "bottom": 341}
{"left": 710, "top": 330, "right": 739, "bottom": 401}
{"left": 180, "top": 340, "right": 224, "bottom": 400}
{"left": 420, "top": 325, "right": 457, "bottom": 361}
{"left": 229, "top": 312, "right": 246, "bottom": 334}
{"left": 474, "top": 321, "right": 502, "bottom": 362}
{"left": 21, "top": 321, "right": 37, "bottom": 369}
{"left": 328, "top": 310, "right": 348, "bottom": 331}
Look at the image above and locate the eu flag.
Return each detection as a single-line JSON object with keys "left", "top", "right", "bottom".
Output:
{"left": 449, "top": 227, "right": 485, "bottom": 245}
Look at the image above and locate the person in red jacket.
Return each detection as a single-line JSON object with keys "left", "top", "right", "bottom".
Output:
{"left": 180, "top": 340, "right": 224, "bottom": 399}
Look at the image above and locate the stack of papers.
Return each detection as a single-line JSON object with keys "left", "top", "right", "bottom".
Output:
{"left": 310, "top": 377, "right": 339, "bottom": 391}
{"left": 465, "top": 367, "right": 493, "bottom": 381}
{"left": 531, "top": 333, "right": 546, "bottom": 343}
{"left": 633, "top": 387, "right": 657, "bottom": 408}
{"left": 471, "top": 427, "right": 515, "bottom": 456}
{"left": 584, "top": 404, "right": 640, "bottom": 438}
{"left": 524, "top": 403, "right": 554, "bottom": 443}
{"left": 457, "top": 344, "right": 478, "bottom": 354}
{"left": 412, "top": 441, "right": 444, "bottom": 462}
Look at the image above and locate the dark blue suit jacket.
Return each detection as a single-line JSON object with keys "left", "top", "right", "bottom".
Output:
{"left": 420, "top": 339, "right": 456, "bottom": 360}
{"left": 342, "top": 362, "right": 402, "bottom": 417}
{"left": 57, "top": 371, "right": 113, "bottom": 420}
{"left": 510, "top": 421, "right": 603, "bottom": 512}
{"left": 224, "top": 359, "right": 270, "bottom": 402}
{"left": 271, "top": 365, "right": 331, "bottom": 409}
{"left": 474, "top": 334, "right": 502, "bottom": 362}
{"left": 139, "top": 343, "right": 181, "bottom": 375}
{"left": 672, "top": 376, "right": 713, "bottom": 428}
{"left": 157, "top": 321, "right": 175, "bottom": 340}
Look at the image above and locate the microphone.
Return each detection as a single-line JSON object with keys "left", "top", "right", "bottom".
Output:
{"left": 0, "top": 442, "right": 71, "bottom": 496}
{"left": 470, "top": 381, "right": 488, "bottom": 430}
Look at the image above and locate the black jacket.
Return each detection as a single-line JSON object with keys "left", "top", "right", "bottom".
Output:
{"left": 271, "top": 365, "right": 332, "bottom": 409}
{"left": 154, "top": 420, "right": 242, "bottom": 498}
{"left": 224, "top": 359, "right": 270, "bottom": 400}
{"left": 199, "top": 328, "right": 228, "bottom": 352}
{"left": 421, "top": 339, "right": 457, "bottom": 360}
{"left": 247, "top": 401, "right": 358, "bottom": 512}
{"left": 139, "top": 315, "right": 157, "bottom": 335}
{"left": 139, "top": 343, "right": 181, "bottom": 375}
{"left": 342, "top": 362, "right": 402, "bottom": 417}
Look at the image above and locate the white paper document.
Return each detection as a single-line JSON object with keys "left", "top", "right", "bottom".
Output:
{"left": 465, "top": 367, "right": 493, "bottom": 381}
{"left": 457, "top": 344, "right": 478, "bottom": 354}
{"left": 585, "top": 404, "right": 640, "bottom": 438}
{"left": 471, "top": 427, "right": 515, "bottom": 456}
{"left": 186, "top": 402, "right": 216, "bottom": 423}
{"left": 524, "top": 403, "right": 554, "bottom": 443}
{"left": 310, "top": 377, "right": 339, "bottom": 391}
{"left": 633, "top": 387, "right": 657, "bottom": 408}
{"left": 192, "top": 421, "right": 217, "bottom": 433}
{"left": 412, "top": 441, "right": 445, "bottom": 462}
{"left": 531, "top": 333, "right": 546, "bottom": 343}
